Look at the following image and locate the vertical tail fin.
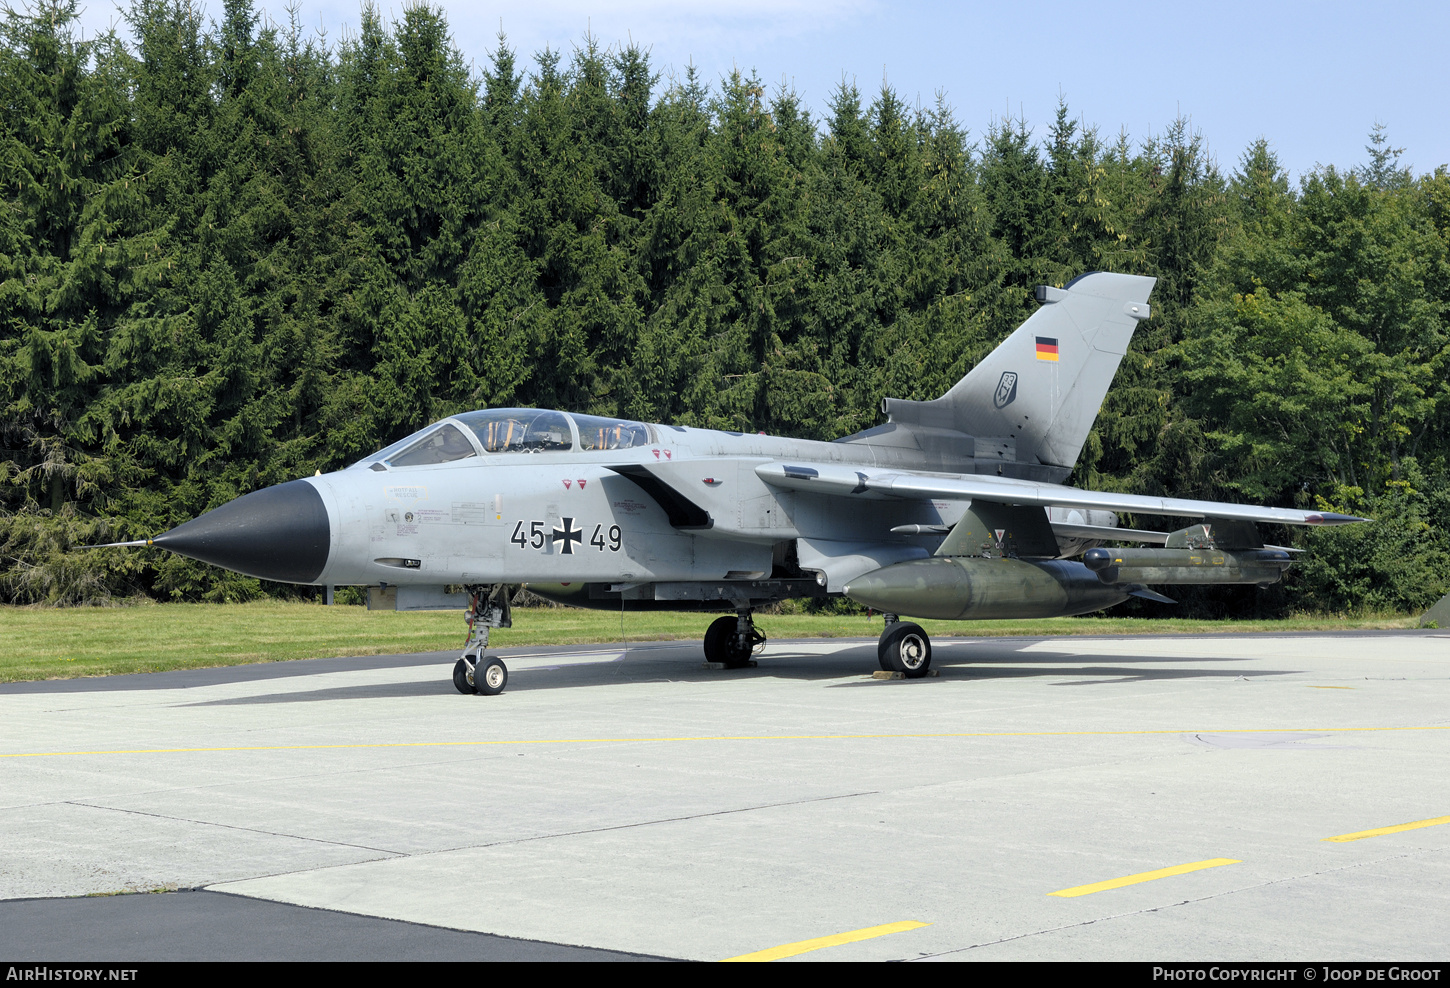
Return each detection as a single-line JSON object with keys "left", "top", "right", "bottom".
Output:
{"left": 875, "top": 271, "right": 1154, "bottom": 480}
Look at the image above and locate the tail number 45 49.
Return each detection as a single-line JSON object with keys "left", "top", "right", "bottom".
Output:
{"left": 511, "top": 519, "right": 621, "bottom": 554}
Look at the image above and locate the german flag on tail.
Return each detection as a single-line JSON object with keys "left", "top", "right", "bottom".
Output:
{"left": 1035, "top": 336, "right": 1059, "bottom": 361}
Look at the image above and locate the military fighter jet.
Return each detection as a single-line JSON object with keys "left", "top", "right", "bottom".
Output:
{"left": 119, "top": 272, "right": 1365, "bottom": 694}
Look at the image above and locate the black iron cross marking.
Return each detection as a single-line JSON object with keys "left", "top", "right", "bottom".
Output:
{"left": 552, "top": 517, "right": 583, "bottom": 554}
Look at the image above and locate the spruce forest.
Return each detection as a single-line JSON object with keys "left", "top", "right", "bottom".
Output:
{"left": 3, "top": 1, "right": 1448, "bottom": 615}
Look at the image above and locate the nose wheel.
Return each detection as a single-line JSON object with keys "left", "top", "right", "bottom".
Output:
{"left": 454, "top": 585, "right": 513, "bottom": 695}
{"left": 878, "top": 621, "right": 932, "bottom": 678}
{"left": 454, "top": 655, "right": 509, "bottom": 695}
{"left": 453, "top": 658, "right": 474, "bottom": 694}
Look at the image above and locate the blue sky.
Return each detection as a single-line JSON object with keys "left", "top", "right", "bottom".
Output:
{"left": 72, "top": 1, "right": 1450, "bottom": 183}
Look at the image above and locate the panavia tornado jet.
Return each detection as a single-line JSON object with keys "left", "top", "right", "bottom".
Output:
{"left": 121, "top": 272, "right": 1365, "bottom": 694}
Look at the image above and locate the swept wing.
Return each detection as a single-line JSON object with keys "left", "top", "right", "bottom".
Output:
{"left": 754, "top": 462, "right": 1365, "bottom": 528}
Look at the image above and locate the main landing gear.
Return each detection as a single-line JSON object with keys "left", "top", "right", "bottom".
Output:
{"left": 703, "top": 609, "right": 766, "bottom": 668}
{"left": 877, "top": 612, "right": 932, "bottom": 678}
{"left": 455, "top": 585, "right": 512, "bottom": 696}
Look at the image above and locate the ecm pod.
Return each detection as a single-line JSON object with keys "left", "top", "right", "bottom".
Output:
{"left": 1083, "top": 546, "right": 1293, "bottom": 586}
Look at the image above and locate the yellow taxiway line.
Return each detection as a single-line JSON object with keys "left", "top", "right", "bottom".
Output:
{"left": 2, "top": 725, "right": 1448, "bottom": 761}
{"left": 1049, "top": 858, "right": 1241, "bottom": 898}
{"left": 721, "top": 921, "right": 929, "bottom": 962}
{"left": 1323, "top": 815, "right": 1450, "bottom": 842}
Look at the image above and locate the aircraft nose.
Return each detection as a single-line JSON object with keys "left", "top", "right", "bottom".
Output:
{"left": 151, "top": 479, "right": 332, "bottom": 583}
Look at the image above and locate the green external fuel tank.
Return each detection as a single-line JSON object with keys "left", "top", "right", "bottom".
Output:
{"left": 842, "top": 557, "right": 1130, "bottom": 621}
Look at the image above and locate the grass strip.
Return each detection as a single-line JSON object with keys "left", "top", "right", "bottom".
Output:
{"left": 0, "top": 601, "right": 1419, "bottom": 683}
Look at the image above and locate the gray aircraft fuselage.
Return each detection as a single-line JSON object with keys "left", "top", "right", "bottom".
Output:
{"left": 306, "top": 422, "right": 1091, "bottom": 591}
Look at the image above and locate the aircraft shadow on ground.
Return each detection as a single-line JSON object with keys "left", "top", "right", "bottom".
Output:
{"left": 928, "top": 665, "right": 1300, "bottom": 686}
{"left": 6, "top": 635, "right": 1329, "bottom": 698}
{"left": 176, "top": 640, "right": 1300, "bottom": 704}
{"left": 0, "top": 651, "right": 460, "bottom": 695}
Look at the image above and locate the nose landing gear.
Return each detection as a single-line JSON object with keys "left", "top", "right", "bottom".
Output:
{"left": 455, "top": 585, "right": 512, "bottom": 695}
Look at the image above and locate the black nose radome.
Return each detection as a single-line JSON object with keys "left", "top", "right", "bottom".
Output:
{"left": 152, "top": 479, "right": 331, "bottom": 584}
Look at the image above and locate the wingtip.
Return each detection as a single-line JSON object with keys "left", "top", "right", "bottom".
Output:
{"left": 1305, "top": 512, "right": 1371, "bottom": 525}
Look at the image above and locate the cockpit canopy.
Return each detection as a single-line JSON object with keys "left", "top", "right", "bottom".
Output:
{"left": 457, "top": 409, "right": 573, "bottom": 455}
{"left": 356, "top": 408, "right": 654, "bottom": 469}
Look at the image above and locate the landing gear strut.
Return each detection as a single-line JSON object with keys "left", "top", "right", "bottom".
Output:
{"left": 878, "top": 614, "right": 932, "bottom": 678}
{"left": 455, "top": 585, "right": 512, "bottom": 695}
{"left": 703, "top": 609, "right": 765, "bottom": 668}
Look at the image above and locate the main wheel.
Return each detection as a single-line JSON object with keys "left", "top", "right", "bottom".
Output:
{"left": 476, "top": 656, "right": 508, "bottom": 695}
{"left": 877, "top": 626, "right": 894, "bottom": 672}
{"left": 703, "top": 615, "right": 754, "bottom": 668}
{"left": 453, "top": 657, "right": 477, "bottom": 695}
{"left": 879, "top": 622, "right": 932, "bottom": 678}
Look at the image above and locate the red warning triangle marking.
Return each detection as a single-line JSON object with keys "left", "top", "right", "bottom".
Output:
{"left": 577, "top": 479, "right": 587, "bottom": 489}
{"left": 562, "top": 479, "right": 572, "bottom": 489}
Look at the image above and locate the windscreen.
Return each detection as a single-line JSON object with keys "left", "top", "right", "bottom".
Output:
{"left": 353, "top": 424, "right": 436, "bottom": 468}
{"left": 386, "top": 423, "right": 479, "bottom": 467}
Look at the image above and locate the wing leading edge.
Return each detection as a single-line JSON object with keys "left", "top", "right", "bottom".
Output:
{"left": 755, "top": 462, "right": 1367, "bottom": 528}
